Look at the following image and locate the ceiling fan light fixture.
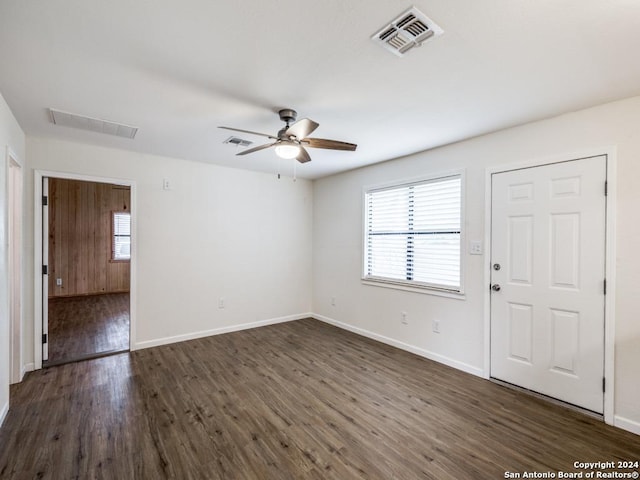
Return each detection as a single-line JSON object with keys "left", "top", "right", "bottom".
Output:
{"left": 275, "top": 143, "right": 300, "bottom": 159}
{"left": 219, "top": 107, "right": 357, "bottom": 164}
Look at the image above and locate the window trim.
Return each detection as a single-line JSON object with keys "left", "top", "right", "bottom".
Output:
{"left": 361, "top": 170, "right": 466, "bottom": 297}
{"left": 111, "top": 210, "right": 131, "bottom": 263}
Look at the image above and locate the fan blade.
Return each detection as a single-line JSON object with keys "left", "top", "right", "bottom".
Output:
{"left": 296, "top": 146, "right": 312, "bottom": 164}
{"left": 302, "top": 137, "right": 357, "bottom": 151}
{"left": 285, "top": 118, "right": 319, "bottom": 140}
{"left": 218, "top": 126, "right": 277, "bottom": 140}
{"left": 236, "top": 142, "right": 277, "bottom": 156}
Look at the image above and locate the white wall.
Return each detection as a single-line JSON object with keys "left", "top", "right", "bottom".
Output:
{"left": 0, "top": 93, "right": 25, "bottom": 425}
{"left": 24, "top": 138, "right": 313, "bottom": 363}
{"left": 312, "top": 95, "right": 640, "bottom": 431}
{"left": 9, "top": 95, "right": 640, "bottom": 435}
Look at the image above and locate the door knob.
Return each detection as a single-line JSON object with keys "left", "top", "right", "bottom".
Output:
{"left": 491, "top": 284, "right": 501, "bottom": 292}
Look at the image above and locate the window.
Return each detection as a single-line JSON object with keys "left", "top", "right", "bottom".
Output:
{"left": 363, "top": 174, "right": 462, "bottom": 292}
{"left": 112, "top": 211, "right": 131, "bottom": 261}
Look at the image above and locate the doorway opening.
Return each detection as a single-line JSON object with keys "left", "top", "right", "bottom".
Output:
{"left": 43, "top": 177, "right": 132, "bottom": 366}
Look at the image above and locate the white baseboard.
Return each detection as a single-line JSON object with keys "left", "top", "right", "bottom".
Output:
{"left": 9, "top": 363, "right": 35, "bottom": 385}
{"left": 0, "top": 400, "right": 8, "bottom": 428}
{"left": 21, "top": 363, "right": 34, "bottom": 379}
{"left": 133, "top": 312, "right": 312, "bottom": 351}
{"left": 313, "top": 313, "right": 484, "bottom": 377}
{"left": 614, "top": 415, "right": 640, "bottom": 436}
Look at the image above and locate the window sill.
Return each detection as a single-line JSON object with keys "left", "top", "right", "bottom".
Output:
{"left": 361, "top": 278, "right": 466, "bottom": 300}
{"left": 109, "top": 259, "right": 131, "bottom": 264}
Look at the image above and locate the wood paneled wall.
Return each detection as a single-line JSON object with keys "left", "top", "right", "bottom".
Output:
{"left": 48, "top": 178, "right": 131, "bottom": 298}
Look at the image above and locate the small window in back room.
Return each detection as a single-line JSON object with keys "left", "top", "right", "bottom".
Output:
{"left": 112, "top": 211, "right": 131, "bottom": 261}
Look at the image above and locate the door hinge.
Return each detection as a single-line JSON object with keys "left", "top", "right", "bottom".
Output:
{"left": 42, "top": 195, "right": 48, "bottom": 206}
{"left": 603, "top": 278, "right": 607, "bottom": 295}
{"left": 42, "top": 333, "right": 48, "bottom": 344}
{"left": 604, "top": 181, "right": 608, "bottom": 196}
{"left": 42, "top": 265, "right": 48, "bottom": 275}
{"left": 603, "top": 377, "right": 606, "bottom": 393}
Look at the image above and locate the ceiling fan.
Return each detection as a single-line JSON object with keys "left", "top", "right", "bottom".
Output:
{"left": 219, "top": 108, "right": 357, "bottom": 163}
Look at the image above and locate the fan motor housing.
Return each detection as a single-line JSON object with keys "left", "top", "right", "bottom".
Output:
{"left": 278, "top": 108, "right": 297, "bottom": 125}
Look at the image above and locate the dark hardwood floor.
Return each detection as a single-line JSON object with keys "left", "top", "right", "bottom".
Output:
{"left": 1, "top": 318, "right": 638, "bottom": 479}
{"left": 46, "top": 293, "right": 130, "bottom": 364}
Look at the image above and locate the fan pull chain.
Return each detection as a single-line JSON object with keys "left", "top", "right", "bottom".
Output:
{"left": 293, "top": 158, "right": 297, "bottom": 182}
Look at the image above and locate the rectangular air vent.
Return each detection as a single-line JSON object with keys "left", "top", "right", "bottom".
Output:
{"left": 223, "top": 136, "right": 253, "bottom": 147}
{"left": 372, "top": 6, "right": 443, "bottom": 57}
{"left": 49, "top": 109, "right": 138, "bottom": 139}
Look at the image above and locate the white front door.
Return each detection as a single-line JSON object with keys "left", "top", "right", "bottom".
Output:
{"left": 490, "top": 156, "right": 607, "bottom": 413}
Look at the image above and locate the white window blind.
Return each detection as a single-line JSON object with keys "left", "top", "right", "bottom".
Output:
{"left": 364, "top": 175, "right": 462, "bottom": 291}
{"left": 112, "top": 212, "right": 131, "bottom": 261}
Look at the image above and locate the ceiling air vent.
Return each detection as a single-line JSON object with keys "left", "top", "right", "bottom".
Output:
{"left": 372, "top": 6, "right": 443, "bottom": 57}
{"left": 49, "top": 108, "right": 138, "bottom": 139}
{"left": 223, "top": 136, "right": 253, "bottom": 147}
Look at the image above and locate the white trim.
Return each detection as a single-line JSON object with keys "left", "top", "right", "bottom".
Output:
{"left": 33, "top": 169, "right": 137, "bottom": 368}
{"left": 40, "top": 178, "right": 48, "bottom": 362}
{"left": 0, "top": 400, "right": 8, "bottom": 427}
{"left": 483, "top": 147, "right": 617, "bottom": 425}
{"left": 614, "top": 415, "right": 640, "bottom": 436}
{"left": 361, "top": 279, "right": 466, "bottom": 300}
{"left": 313, "top": 313, "right": 484, "bottom": 377}
{"left": 603, "top": 152, "right": 617, "bottom": 425}
{"left": 129, "top": 185, "right": 137, "bottom": 350}
{"left": 21, "top": 363, "right": 34, "bottom": 379}
{"left": 6, "top": 146, "right": 23, "bottom": 384}
{"left": 134, "top": 313, "right": 312, "bottom": 350}
{"left": 35, "top": 170, "right": 131, "bottom": 187}
{"left": 33, "top": 173, "right": 41, "bottom": 368}
{"left": 5, "top": 146, "right": 22, "bottom": 167}
{"left": 482, "top": 166, "right": 492, "bottom": 379}
{"left": 362, "top": 169, "right": 466, "bottom": 193}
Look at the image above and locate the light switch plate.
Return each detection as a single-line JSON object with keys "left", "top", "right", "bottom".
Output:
{"left": 469, "top": 240, "right": 483, "bottom": 255}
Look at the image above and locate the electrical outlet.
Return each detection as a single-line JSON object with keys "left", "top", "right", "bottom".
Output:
{"left": 401, "top": 311, "right": 408, "bottom": 325}
{"left": 163, "top": 178, "right": 172, "bottom": 190}
{"left": 218, "top": 297, "right": 225, "bottom": 309}
{"left": 432, "top": 319, "right": 441, "bottom": 333}
{"left": 56, "top": 278, "right": 62, "bottom": 286}
{"left": 331, "top": 296, "right": 336, "bottom": 307}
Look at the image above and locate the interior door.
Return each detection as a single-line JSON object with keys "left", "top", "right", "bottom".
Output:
{"left": 42, "top": 176, "right": 49, "bottom": 362}
{"left": 490, "top": 156, "right": 606, "bottom": 413}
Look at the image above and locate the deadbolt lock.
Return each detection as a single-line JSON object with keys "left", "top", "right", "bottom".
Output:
{"left": 493, "top": 263, "right": 501, "bottom": 271}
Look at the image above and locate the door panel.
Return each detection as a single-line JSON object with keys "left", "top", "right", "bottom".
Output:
{"left": 490, "top": 156, "right": 606, "bottom": 413}
{"left": 508, "top": 303, "right": 533, "bottom": 363}
{"left": 550, "top": 213, "right": 580, "bottom": 288}
{"left": 508, "top": 216, "right": 533, "bottom": 284}
{"left": 550, "top": 308, "right": 579, "bottom": 374}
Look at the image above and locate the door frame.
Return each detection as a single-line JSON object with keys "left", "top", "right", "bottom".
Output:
{"left": 33, "top": 169, "right": 137, "bottom": 370}
{"left": 7, "top": 147, "right": 23, "bottom": 383}
{"left": 482, "top": 147, "right": 616, "bottom": 425}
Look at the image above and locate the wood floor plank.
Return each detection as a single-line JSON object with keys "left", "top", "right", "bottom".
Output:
{"left": 46, "top": 292, "right": 130, "bottom": 364}
{"left": 1, "top": 318, "right": 639, "bottom": 479}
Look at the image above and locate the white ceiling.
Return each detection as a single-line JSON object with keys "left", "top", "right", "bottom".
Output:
{"left": 1, "top": 1, "right": 639, "bottom": 179}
